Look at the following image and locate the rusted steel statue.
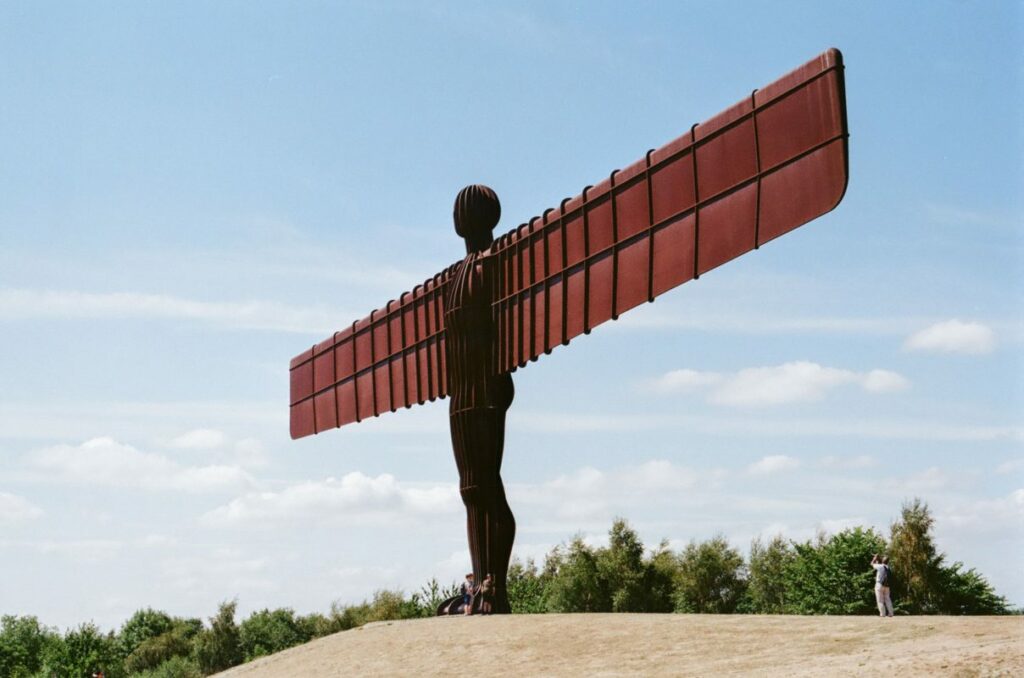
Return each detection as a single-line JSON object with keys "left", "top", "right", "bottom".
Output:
{"left": 289, "top": 49, "right": 850, "bottom": 614}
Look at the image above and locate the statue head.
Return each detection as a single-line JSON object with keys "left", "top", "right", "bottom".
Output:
{"left": 454, "top": 184, "right": 500, "bottom": 252}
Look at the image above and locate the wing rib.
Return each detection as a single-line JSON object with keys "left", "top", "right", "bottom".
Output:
{"left": 492, "top": 48, "right": 849, "bottom": 373}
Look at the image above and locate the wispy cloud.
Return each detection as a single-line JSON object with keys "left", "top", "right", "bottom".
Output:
{"left": 200, "top": 472, "right": 460, "bottom": 528}
{"left": 747, "top": 455, "right": 800, "bottom": 475}
{"left": 514, "top": 409, "right": 1022, "bottom": 443}
{"left": 25, "top": 437, "right": 254, "bottom": 493}
{"left": 0, "top": 288, "right": 350, "bottom": 334}
{"left": 0, "top": 491, "right": 44, "bottom": 525}
{"left": 643, "top": 361, "right": 909, "bottom": 406}
{"left": 904, "top": 319, "right": 996, "bottom": 355}
{"left": 615, "top": 309, "right": 919, "bottom": 335}
{"left": 512, "top": 460, "right": 704, "bottom": 522}
{"left": 168, "top": 429, "right": 228, "bottom": 449}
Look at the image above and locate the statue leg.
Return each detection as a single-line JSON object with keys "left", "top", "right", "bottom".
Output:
{"left": 450, "top": 407, "right": 516, "bottom": 613}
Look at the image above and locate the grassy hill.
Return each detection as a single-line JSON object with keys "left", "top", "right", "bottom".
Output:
{"left": 216, "top": 613, "right": 1023, "bottom": 677}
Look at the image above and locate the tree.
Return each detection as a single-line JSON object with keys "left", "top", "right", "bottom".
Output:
{"left": 42, "top": 622, "right": 122, "bottom": 678}
{"left": 507, "top": 559, "right": 548, "bottom": 614}
{"left": 597, "top": 519, "right": 649, "bottom": 612}
{"left": 132, "top": 654, "right": 203, "bottom": 678}
{"left": 674, "top": 536, "right": 746, "bottom": 613}
{"left": 746, "top": 535, "right": 795, "bottom": 614}
{"left": 0, "top": 615, "right": 59, "bottom": 678}
{"left": 544, "top": 538, "right": 611, "bottom": 612}
{"left": 785, "top": 527, "right": 886, "bottom": 615}
{"left": 643, "top": 540, "right": 678, "bottom": 613}
{"left": 889, "top": 498, "right": 943, "bottom": 613}
{"left": 411, "top": 578, "right": 460, "bottom": 617}
{"left": 118, "top": 608, "right": 175, "bottom": 660}
{"left": 193, "top": 601, "right": 242, "bottom": 674}
{"left": 238, "top": 608, "right": 310, "bottom": 661}
{"left": 935, "top": 562, "right": 1009, "bottom": 615}
{"left": 123, "top": 622, "right": 198, "bottom": 674}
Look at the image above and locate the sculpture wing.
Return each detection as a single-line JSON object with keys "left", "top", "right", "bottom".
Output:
{"left": 491, "top": 48, "right": 849, "bottom": 374}
{"left": 289, "top": 264, "right": 458, "bottom": 439}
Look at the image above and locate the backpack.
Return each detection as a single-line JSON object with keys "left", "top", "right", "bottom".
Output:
{"left": 880, "top": 564, "right": 892, "bottom": 587}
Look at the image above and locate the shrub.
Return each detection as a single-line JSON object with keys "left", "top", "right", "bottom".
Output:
{"left": 132, "top": 654, "right": 203, "bottom": 678}
{"left": 0, "top": 615, "right": 59, "bottom": 678}
{"left": 673, "top": 536, "right": 746, "bottom": 613}
{"left": 507, "top": 559, "right": 548, "bottom": 614}
{"left": 192, "top": 602, "right": 242, "bottom": 674}
{"left": 238, "top": 608, "right": 310, "bottom": 661}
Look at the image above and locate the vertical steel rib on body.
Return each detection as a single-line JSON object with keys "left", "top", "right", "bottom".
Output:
{"left": 445, "top": 229, "right": 516, "bottom": 615}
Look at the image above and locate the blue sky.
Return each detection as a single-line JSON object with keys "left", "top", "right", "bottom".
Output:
{"left": 1, "top": 2, "right": 1021, "bottom": 629}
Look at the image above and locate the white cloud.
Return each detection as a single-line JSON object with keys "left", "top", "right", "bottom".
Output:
{"left": 0, "top": 288, "right": 349, "bottom": 334}
{"left": 168, "top": 429, "right": 228, "bottom": 449}
{"left": 747, "top": 455, "right": 800, "bottom": 475}
{"left": 937, "top": 489, "right": 1024, "bottom": 535}
{"left": 904, "top": 319, "right": 995, "bottom": 354}
{"left": 642, "top": 362, "right": 910, "bottom": 407}
{"left": 709, "top": 362, "right": 909, "bottom": 407}
{"left": 0, "top": 491, "right": 44, "bottom": 525}
{"left": 200, "top": 472, "right": 460, "bottom": 527}
{"left": 861, "top": 369, "right": 911, "bottom": 393}
{"left": 644, "top": 369, "right": 723, "bottom": 394}
{"left": 26, "top": 437, "right": 253, "bottom": 493}
{"left": 168, "top": 431, "right": 269, "bottom": 469}
{"left": 513, "top": 460, "right": 700, "bottom": 523}
{"left": 232, "top": 438, "right": 270, "bottom": 469}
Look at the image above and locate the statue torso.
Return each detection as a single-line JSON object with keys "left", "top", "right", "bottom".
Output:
{"left": 444, "top": 251, "right": 513, "bottom": 411}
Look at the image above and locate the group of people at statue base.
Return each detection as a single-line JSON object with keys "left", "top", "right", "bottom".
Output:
{"left": 872, "top": 553, "right": 895, "bottom": 618}
{"left": 460, "top": 572, "right": 495, "bottom": 615}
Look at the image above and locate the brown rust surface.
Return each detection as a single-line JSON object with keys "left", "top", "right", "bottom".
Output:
{"left": 289, "top": 48, "right": 848, "bottom": 438}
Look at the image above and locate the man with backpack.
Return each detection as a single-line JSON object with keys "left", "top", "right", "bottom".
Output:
{"left": 871, "top": 554, "right": 895, "bottom": 617}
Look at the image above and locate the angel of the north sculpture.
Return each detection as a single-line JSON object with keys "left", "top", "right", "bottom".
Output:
{"left": 289, "top": 49, "right": 849, "bottom": 614}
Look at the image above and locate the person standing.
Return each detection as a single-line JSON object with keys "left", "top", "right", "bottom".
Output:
{"left": 461, "top": 572, "right": 476, "bottom": 616}
{"left": 871, "top": 554, "right": 894, "bottom": 617}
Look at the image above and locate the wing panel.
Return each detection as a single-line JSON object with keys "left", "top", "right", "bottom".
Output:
{"left": 651, "top": 214, "right": 696, "bottom": 298}
{"left": 616, "top": 235, "right": 651, "bottom": 316}
{"left": 759, "top": 140, "right": 846, "bottom": 243}
{"left": 289, "top": 266, "right": 456, "bottom": 439}
{"left": 492, "top": 48, "right": 848, "bottom": 371}
{"left": 697, "top": 182, "right": 758, "bottom": 276}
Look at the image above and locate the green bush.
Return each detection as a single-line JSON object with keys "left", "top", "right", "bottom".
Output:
{"left": 192, "top": 602, "right": 242, "bottom": 675}
{"left": 784, "top": 527, "right": 886, "bottom": 615}
{"left": 117, "top": 609, "right": 175, "bottom": 661}
{"left": 745, "top": 535, "right": 795, "bottom": 614}
{"left": 544, "top": 538, "right": 610, "bottom": 612}
{"left": 0, "top": 615, "right": 59, "bottom": 678}
{"left": 41, "top": 622, "right": 123, "bottom": 678}
{"left": 123, "top": 624, "right": 195, "bottom": 675}
{"left": 132, "top": 654, "right": 203, "bottom": 678}
{"left": 238, "top": 608, "right": 311, "bottom": 661}
{"left": 507, "top": 559, "right": 548, "bottom": 614}
{"left": 673, "top": 536, "right": 746, "bottom": 613}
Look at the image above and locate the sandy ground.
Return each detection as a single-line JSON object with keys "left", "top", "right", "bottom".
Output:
{"left": 217, "top": 614, "right": 1023, "bottom": 677}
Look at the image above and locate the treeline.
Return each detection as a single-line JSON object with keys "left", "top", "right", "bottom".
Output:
{"left": 1, "top": 499, "right": 1010, "bottom": 678}
{"left": 0, "top": 585, "right": 460, "bottom": 678}
{"left": 507, "top": 499, "right": 1009, "bottom": 616}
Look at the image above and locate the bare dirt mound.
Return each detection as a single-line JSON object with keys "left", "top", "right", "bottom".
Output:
{"left": 217, "top": 614, "right": 1023, "bottom": 677}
